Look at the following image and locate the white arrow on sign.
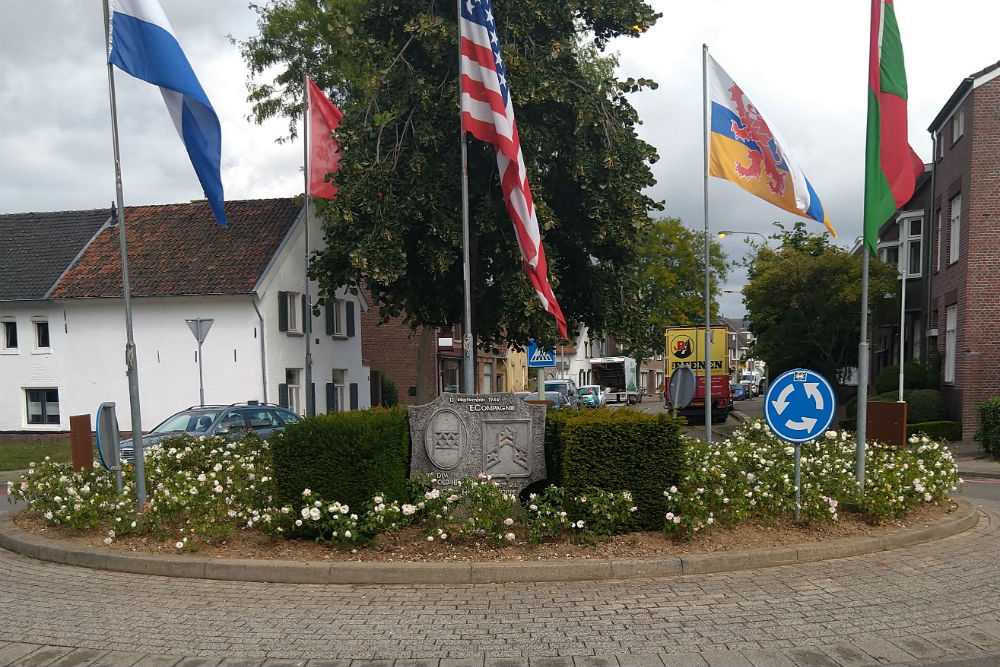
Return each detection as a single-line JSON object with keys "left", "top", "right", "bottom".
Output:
{"left": 804, "top": 382, "right": 824, "bottom": 410}
{"left": 785, "top": 417, "right": 817, "bottom": 431}
{"left": 771, "top": 384, "right": 794, "bottom": 415}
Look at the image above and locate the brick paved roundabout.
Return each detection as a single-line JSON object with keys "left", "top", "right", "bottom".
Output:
{"left": 1, "top": 498, "right": 999, "bottom": 667}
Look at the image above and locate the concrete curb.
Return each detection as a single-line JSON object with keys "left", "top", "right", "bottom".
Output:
{"left": 0, "top": 499, "right": 978, "bottom": 585}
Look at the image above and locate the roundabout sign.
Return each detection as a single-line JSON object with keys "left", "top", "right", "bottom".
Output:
{"left": 764, "top": 368, "right": 836, "bottom": 443}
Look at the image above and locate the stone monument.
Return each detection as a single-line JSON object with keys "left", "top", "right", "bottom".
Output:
{"left": 408, "top": 393, "right": 547, "bottom": 494}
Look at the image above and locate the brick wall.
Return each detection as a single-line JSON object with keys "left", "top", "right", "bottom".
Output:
{"left": 359, "top": 291, "right": 437, "bottom": 406}
{"left": 931, "top": 75, "right": 1000, "bottom": 436}
{"left": 963, "top": 76, "right": 1000, "bottom": 433}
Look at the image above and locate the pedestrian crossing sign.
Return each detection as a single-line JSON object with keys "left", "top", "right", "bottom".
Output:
{"left": 527, "top": 339, "right": 556, "bottom": 367}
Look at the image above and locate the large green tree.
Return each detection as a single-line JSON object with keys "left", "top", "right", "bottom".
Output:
{"left": 613, "top": 217, "right": 729, "bottom": 360}
{"left": 239, "top": 0, "right": 662, "bottom": 347}
{"left": 742, "top": 223, "right": 898, "bottom": 391}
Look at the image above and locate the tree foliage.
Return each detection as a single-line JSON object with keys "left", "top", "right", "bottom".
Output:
{"left": 742, "top": 222, "right": 898, "bottom": 390}
{"left": 613, "top": 217, "right": 729, "bottom": 359}
{"left": 239, "top": 0, "right": 663, "bottom": 347}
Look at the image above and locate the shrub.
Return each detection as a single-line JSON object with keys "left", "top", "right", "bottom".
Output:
{"left": 661, "top": 421, "right": 961, "bottom": 534}
{"left": 977, "top": 398, "right": 1000, "bottom": 458}
{"left": 905, "top": 389, "right": 946, "bottom": 423}
{"left": 874, "top": 362, "right": 932, "bottom": 394}
{"left": 559, "top": 410, "right": 685, "bottom": 530}
{"left": 907, "top": 421, "right": 961, "bottom": 442}
{"left": 845, "top": 389, "right": 945, "bottom": 424}
{"left": 271, "top": 407, "right": 410, "bottom": 516}
{"left": 380, "top": 374, "right": 399, "bottom": 407}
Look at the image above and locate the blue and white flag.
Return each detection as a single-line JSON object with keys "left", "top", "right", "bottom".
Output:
{"left": 108, "top": 0, "right": 226, "bottom": 226}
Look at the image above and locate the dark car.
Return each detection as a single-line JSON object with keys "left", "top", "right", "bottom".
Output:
{"left": 119, "top": 403, "right": 301, "bottom": 462}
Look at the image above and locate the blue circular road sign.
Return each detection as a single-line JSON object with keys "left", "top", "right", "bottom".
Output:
{"left": 763, "top": 368, "right": 836, "bottom": 443}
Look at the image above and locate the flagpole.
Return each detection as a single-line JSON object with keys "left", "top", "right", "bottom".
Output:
{"left": 856, "top": 251, "right": 870, "bottom": 488}
{"left": 458, "top": 0, "right": 475, "bottom": 395}
{"left": 103, "top": 0, "right": 147, "bottom": 507}
{"left": 302, "top": 67, "right": 315, "bottom": 416}
{"left": 702, "top": 44, "right": 713, "bottom": 443}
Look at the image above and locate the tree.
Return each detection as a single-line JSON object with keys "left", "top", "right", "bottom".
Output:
{"left": 742, "top": 222, "right": 898, "bottom": 391}
{"left": 239, "top": 0, "right": 663, "bottom": 348}
{"left": 613, "top": 217, "right": 729, "bottom": 359}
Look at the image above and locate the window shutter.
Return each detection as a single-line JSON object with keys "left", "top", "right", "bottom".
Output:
{"left": 346, "top": 301, "right": 355, "bottom": 337}
{"left": 278, "top": 292, "right": 288, "bottom": 332}
{"left": 302, "top": 294, "right": 310, "bottom": 334}
{"left": 278, "top": 383, "right": 289, "bottom": 408}
{"left": 326, "top": 383, "right": 335, "bottom": 413}
{"left": 307, "top": 382, "right": 315, "bottom": 416}
{"left": 349, "top": 382, "right": 359, "bottom": 410}
{"left": 325, "top": 301, "right": 335, "bottom": 335}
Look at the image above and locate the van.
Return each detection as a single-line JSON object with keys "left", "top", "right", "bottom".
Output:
{"left": 740, "top": 371, "right": 762, "bottom": 396}
{"left": 544, "top": 379, "right": 580, "bottom": 409}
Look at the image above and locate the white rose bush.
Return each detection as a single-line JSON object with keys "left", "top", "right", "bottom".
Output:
{"left": 7, "top": 421, "right": 961, "bottom": 552}
{"left": 661, "top": 421, "right": 960, "bottom": 537}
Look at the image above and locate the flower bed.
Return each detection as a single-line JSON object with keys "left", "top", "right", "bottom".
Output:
{"left": 7, "top": 421, "right": 960, "bottom": 553}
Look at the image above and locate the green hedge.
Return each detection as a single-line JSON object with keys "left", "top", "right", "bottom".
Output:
{"left": 272, "top": 406, "right": 411, "bottom": 512}
{"left": 978, "top": 398, "right": 1000, "bottom": 457}
{"left": 845, "top": 389, "right": 945, "bottom": 423}
{"left": 874, "top": 362, "right": 933, "bottom": 394}
{"left": 907, "top": 421, "right": 962, "bottom": 442}
{"left": 559, "top": 410, "right": 685, "bottom": 530}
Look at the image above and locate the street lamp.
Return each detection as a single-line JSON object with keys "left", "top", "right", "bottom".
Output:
{"left": 717, "top": 230, "right": 767, "bottom": 243}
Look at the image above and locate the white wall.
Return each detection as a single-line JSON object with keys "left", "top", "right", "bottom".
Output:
{"left": 250, "top": 203, "right": 369, "bottom": 415}
{"left": 0, "top": 296, "right": 265, "bottom": 432}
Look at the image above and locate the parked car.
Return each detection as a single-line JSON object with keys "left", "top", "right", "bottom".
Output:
{"left": 579, "top": 384, "right": 606, "bottom": 407}
{"left": 544, "top": 379, "right": 580, "bottom": 409}
{"left": 730, "top": 382, "right": 747, "bottom": 401}
{"left": 577, "top": 385, "right": 601, "bottom": 408}
{"left": 519, "top": 391, "right": 568, "bottom": 409}
{"left": 119, "top": 403, "right": 302, "bottom": 462}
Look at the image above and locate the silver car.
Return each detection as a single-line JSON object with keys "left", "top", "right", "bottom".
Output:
{"left": 119, "top": 403, "right": 301, "bottom": 462}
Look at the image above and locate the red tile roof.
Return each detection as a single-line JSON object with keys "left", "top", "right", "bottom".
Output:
{"left": 50, "top": 199, "right": 302, "bottom": 298}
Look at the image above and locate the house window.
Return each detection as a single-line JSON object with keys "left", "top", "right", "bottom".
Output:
{"left": 330, "top": 299, "right": 344, "bottom": 336}
{"left": 25, "top": 388, "right": 60, "bottom": 425}
{"left": 901, "top": 216, "right": 922, "bottom": 277}
{"left": 935, "top": 210, "right": 943, "bottom": 272}
{"left": 482, "top": 363, "right": 493, "bottom": 394}
{"left": 285, "top": 368, "right": 301, "bottom": 414}
{"left": 949, "top": 194, "right": 961, "bottom": 264}
{"left": 878, "top": 243, "right": 899, "bottom": 268}
{"left": 331, "top": 369, "right": 346, "bottom": 412}
{"left": 952, "top": 109, "right": 964, "bottom": 144}
{"left": 1, "top": 320, "right": 16, "bottom": 351}
{"left": 278, "top": 291, "right": 302, "bottom": 334}
{"left": 33, "top": 319, "right": 50, "bottom": 350}
{"left": 496, "top": 373, "right": 504, "bottom": 392}
{"left": 944, "top": 305, "right": 957, "bottom": 384}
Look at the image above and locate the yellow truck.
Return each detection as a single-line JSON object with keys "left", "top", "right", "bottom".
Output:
{"left": 664, "top": 326, "right": 731, "bottom": 424}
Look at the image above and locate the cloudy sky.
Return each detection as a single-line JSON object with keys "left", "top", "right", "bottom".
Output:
{"left": 3, "top": 1, "right": 998, "bottom": 318}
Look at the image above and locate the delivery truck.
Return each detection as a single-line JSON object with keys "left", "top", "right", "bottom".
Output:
{"left": 664, "top": 326, "right": 731, "bottom": 423}
{"left": 590, "top": 356, "right": 638, "bottom": 404}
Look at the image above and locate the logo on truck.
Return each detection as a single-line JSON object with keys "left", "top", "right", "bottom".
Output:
{"left": 671, "top": 336, "right": 693, "bottom": 359}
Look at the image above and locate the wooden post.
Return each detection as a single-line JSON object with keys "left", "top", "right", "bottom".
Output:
{"left": 69, "top": 414, "right": 94, "bottom": 472}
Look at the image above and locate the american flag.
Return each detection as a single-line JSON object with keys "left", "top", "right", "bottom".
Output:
{"left": 459, "top": 0, "right": 568, "bottom": 339}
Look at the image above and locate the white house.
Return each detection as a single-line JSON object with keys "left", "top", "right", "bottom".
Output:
{"left": 0, "top": 198, "right": 369, "bottom": 433}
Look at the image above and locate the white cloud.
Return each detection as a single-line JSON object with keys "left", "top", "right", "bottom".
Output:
{"left": 3, "top": 1, "right": 998, "bottom": 317}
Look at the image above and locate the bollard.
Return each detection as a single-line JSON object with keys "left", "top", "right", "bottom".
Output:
{"left": 69, "top": 414, "right": 94, "bottom": 472}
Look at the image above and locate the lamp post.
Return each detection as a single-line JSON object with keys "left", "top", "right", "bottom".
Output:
{"left": 717, "top": 230, "right": 767, "bottom": 243}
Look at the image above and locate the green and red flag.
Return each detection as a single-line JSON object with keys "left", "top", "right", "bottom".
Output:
{"left": 864, "top": 0, "right": 924, "bottom": 256}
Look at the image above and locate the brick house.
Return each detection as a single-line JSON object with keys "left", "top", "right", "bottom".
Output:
{"left": 926, "top": 61, "right": 1000, "bottom": 437}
